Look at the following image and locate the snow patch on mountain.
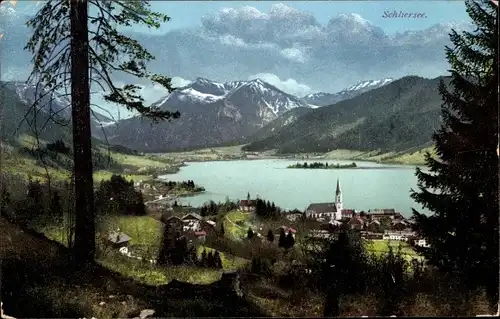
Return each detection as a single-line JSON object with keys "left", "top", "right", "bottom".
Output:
{"left": 303, "top": 78, "right": 394, "bottom": 107}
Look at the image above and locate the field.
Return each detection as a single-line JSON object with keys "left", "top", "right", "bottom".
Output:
{"left": 31, "top": 214, "right": 248, "bottom": 286}
{"left": 223, "top": 210, "right": 253, "bottom": 240}
{"left": 365, "top": 239, "right": 423, "bottom": 262}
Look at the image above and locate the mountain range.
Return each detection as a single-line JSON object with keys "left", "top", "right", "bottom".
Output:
{"left": 105, "top": 78, "right": 313, "bottom": 152}
{"left": 2, "top": 74, "right": 444, "bottom": 155}
{"left": 243, "top": 76, "right": 447, "bottom": 154}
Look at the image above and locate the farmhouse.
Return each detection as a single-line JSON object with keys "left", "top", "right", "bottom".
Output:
{"left": 306, "top": 179, "right": 344, "bottom": 221}
{"left": 108, "top": 231, "right": 131, "bottom": 249}
{"left": 182, "top": 212, "right": 203, "bottom": 231}
{"left": 347, "top": 215, "right": 364, "bottom": 230}
{"left": 239, "top": 200, "right": 257, "bottom": 211}
{"left": 162, "top": 216, "right": 184, "bottom": 232}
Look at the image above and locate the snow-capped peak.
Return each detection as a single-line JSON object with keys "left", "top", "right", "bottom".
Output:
{"left": 344, "top": 78, "right": 393, "bottom": 92}
{"left": 302, "top": 77, "right": 394, "bottom": 107}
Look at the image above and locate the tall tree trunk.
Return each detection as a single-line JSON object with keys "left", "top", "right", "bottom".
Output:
{"left": 70, "top": 0, "right": 95, "bottom": 263}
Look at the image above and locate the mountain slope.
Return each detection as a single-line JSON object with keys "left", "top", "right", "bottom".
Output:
{"left": 303, "top": 78, "right": 393, "bottom": 107}
{"left": 107, "top": 78, "right": 312, "bottom": 152}
{"left": 2, "top": 81, "right": 115, "bottom": 137}
{"left": 243, "top": 76, "right": 447, "bottom": 154}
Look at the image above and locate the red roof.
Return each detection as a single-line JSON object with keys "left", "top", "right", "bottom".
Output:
{"left": 288, "top": 228, "right": 297, "bottom": 233}
{"left": 194, "top": 231, "right": 207, "bottom": 236}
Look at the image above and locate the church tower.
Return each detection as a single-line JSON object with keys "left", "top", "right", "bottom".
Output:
{"left": 335, "top": 178, "right": 343, "bottom": 216}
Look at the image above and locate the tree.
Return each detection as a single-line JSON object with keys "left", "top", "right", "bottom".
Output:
{"left": 285, "top": 231, "right": 295, "bottom": 249}
{"left": 49, "top": 190, "right": 63, "bottom": 222}
{"left": 278, "top": 228, "right": 286, "bottom": 248}
{"left": 266, "top": 229, "right": 274, "bottom": 243}
{"left": 220, "top": 222, "right": 225, "bottom": 237}
{"left": 200, "top": 249, "right": 207, "bottom": 267}
{"left": 25, "top": 0, "right": 180, "bottom": 262}
{"left": 213, "top": 251, "right": 223, "bottom": 269}
{"left": 247, "top": 227, "right": 254, "bottom": 240}
{"left": 410, "top": 0, "right": 498, "bottom": 306}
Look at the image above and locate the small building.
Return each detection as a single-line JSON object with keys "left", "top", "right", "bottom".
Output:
{"left": 369, "top": 209, "right": 397, "bottom": 220}
{"left": 415, "top": 238, "right": 430, "bottom": 248}
{"left": 162, "top": 215, "right": 184, "bottom": 232}
{"left": 366, "top": 220, "right": 381, "bottom": 232}
{"left": 347, "top": 215, "right": 364, "bottom": 230}
{"left": 108, "top": 231, "right": 131, "bottom": 249}
{"left": 182, "top": 212, "right": 203, "bottom": 221}
{"left": 341, "top": 209, "right": 355, "bottom": 219}
{"left": 392, "top": 220, "right": 409, "bottom": 231}
{"left": 239, "top": 200, "right": 256, "bottom": 211}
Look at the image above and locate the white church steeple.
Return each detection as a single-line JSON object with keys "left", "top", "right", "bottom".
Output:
{"left": 335, "top": 178, "right": 343, "bottom": 218}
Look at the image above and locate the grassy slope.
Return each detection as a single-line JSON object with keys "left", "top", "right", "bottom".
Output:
{"left": 2, "top": 134, "right": 173, "bottom": 182}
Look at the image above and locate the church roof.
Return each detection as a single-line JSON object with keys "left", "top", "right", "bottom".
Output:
{"left": 306, "top": 203, "right": 337, "bottom": 213}
{"left": 336, "top": 178, "right": 341, "bottom": 194}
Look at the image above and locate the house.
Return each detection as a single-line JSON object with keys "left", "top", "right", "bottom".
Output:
{"left": 239, "top": 200, "right": 256, "bottom": 211}
{"left": 200, "top": 220, "right": 216, "bottom": 236}
{"left": 382, "top": 231, "right": 414, "bottom": 241}
{"left": 392, "top": 220, "right": 409, "bottom": 231}
{"left": 162, "top": 215, "right": 184, "bottom": 232}
{"left": 415, "top": 238, "right": 430, "bottom": 248}
{"left": 108, "top": 231, "right": 131, "bottom": 249}
{"left": 341, "top": 209, "right": 355, "bottom": 220}
{"left": 347, "top": 215, "right": 364, "bottom": 230}
{"left": 182, "top": 212, "right": 203, "bottom": 221}
{"left": 366, "top": 219, "right": 381, "bottom": 232}
{"left": 306, "top": 179, "right": 343, "bottom": 221}
{"left": 369, "top": 209, "right": 397, "bottom": 220}
{"left": 285, "top": 213, "right": 303, "bottom": 222}
{"left": 182, "top": 213, "right": 203, "bottom": 231}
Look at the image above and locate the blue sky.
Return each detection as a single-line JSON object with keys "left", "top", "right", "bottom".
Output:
{"left": 144, "top": 1, "right": 470, "bottom": 35}
{"left": 6, "top": 1, "right": 473, "bottom": 119}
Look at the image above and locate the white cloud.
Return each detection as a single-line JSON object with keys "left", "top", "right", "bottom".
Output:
{"left": 280, "top": 47, "right": 307, "bottom": 63}
{"left": 248, "top": 73, "right": 312, "bottom": 97}
{"left": 171, "top": 76, "right": 192, "bottom": 88}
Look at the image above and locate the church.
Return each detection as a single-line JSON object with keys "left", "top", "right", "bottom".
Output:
{"left": 305, "top": 179, "right": 345, "bottom": 221}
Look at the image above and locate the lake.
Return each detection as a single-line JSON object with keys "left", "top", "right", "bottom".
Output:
{"left": 159, "top": 159, "right": 429, "bottom": 217}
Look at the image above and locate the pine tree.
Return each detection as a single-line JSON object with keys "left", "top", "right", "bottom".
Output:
{"left": 247, "top": 227, "right": 254, "bottom": 239}
{"left": 410, "top": 0, "right": 498, "bottom": 305}
{"left": 213, "top": 251, "right": 223, "bottom": 269}
{"left": 267, "top": 229, "right": 274, "bottom": 243}
{"left": 220, "top": 222, "right": 225, "bottom": 237}
{"left": 25, "top": 0, "right": 179, "bottom": 263}
{"left": 206, "top": 251, "right": 215, "bottom": 268}
{"left": 285, "top": 231, "right": 295, "bottom": 249}
{"left": 278, "top": 228, "right": 286, "bottom": 248}
{"left": 50, "top": 191, "right": 63, "bottom": 222}
{"left": 200, "top": 249, "right": 207, "bottom": 267}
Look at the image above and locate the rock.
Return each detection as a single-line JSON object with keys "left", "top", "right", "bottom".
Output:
{"left": 99, "top": 301, "right": 106, "bottom": 306}
{"left": 139, "top": 309, "right": 155, "bottom": 319}
{"left": 108, "top": 295, "right": 116, "bottom": 299}
{"left": 121, "top": 301, "right": 127, "bottom": 306}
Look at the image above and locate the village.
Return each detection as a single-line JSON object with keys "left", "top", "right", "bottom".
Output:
{"left": 108, "top": 177, "right": 429, "bottom": 265}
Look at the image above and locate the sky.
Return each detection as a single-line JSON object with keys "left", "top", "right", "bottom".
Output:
{"left": 143, "top": 1, "right": 470, "bottom": 35}
{"left": 2, "top": 1, "right": 473, "bottom": 119}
